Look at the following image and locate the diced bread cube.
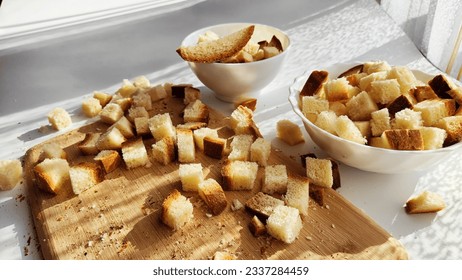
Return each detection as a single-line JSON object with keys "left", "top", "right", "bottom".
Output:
{"left": 41, "top": 143, "right": 67, "bottom": 160}
{"left": 127, "top": 106, "right": 149, "bottom": 123}
{"left": 448, "top": 87, "right": 462, "bottom": 105}
{"left": 96, "top": 127, "right": 126, "bottom": 150}
{"left": 383, "top": 129, "right": 424, "bottom": 150}
{"left": 306, "top": 157, "right": 333, "bottom": 188}
{"left": 405, "top": 191, "right": 446, "bottom": 214}
{"left": 94, "top": 150, "right": 121, "bottom": 173}
{"left": 121, "top": 138, "right": 150, "bottom": 169}
{"left": 132, "top": 93, "right": 152, "bottom": 110}
{"left": 325, "top": 77, "right": 354, "bottom": 102}
{"left": 369, "top": 135, "right": 392, "bottom": 149}
{"left": 111, "top": 96, "right": 132, "bottom": 112}
{"left": 262, "top": 165, "right": 288, "bottom": 194}
{"left": 198, "top": 178, "right": 227, "bottom": 215}
{"left": 301, "top": 96, "right": 329, "bottom": 122}
{"left": 354, "top": 121, "right": 372, "bottom": 138}
{"left": 329, "top": 101, "right": 347, "bottom": 116}
{"left": 151, "top": 137, "right": 176, "bottom": 165}
{"left": 369, "top": 79, "right": 401, "bottom": 105}
{"left": 314, "top": 110, "right": 338, "bottom": 135}
{"left": 276, "top": 119, "right": 305, "bottom": 146}
{"left": 245, "top": 191, "right": 284, "bottom": 219}
{"left": 419, "top": 127, "right": 447, "bottom": 150}
{"left": 363, "top": 60, "right": 391, "bottom": 74}
{"left": 69, "top": 162, "right": 103, "bottom": 195}
{"left": 300, "top": 70, "right": 328, "bottom": 97}
{"left": 221, "top": 160, "right": 258, "bottom": 191}
{"left": 117, "top": 79, "right": 138, "bottom": 97}
{"left": 78, "top": 133, "right": 101, "bottom": 155}
{"left": 228, "top": 134, "right": 254, "bottom": 161}
{"left": 370, "top": 108, "right": 391, "bottom": 137}
{"left": 93, "top": 91, "right": 112, "bottom": 107}
{"left": 435, "top": 116, "right": 462, "bottom": 145}
{"left": 184, "top": 87, "right": 201, "bottom": 104}
{"left": 413, "top": 99, "right": 456, "bottom": 126}
{"left": 99, "top": 103, "right": 124, "bottom": 124}
{"left": 411, "top": 86, "right": 438, "bottom": 102}
{"left": 146, "top": 84, "right": 168, "bottom": 102}
{"left": 111, "top": 116, "right": 135, "bottom": 139}
{"left": 132, "top": 75, "right": 150, "bottom": 89}
{"left": 48, "top": 107, "right": 72, "bottom": 130}
{"left": 179, "top": 163, "right": 203, "bottom": 192}
{"left": 267, "top": 205, "right": 303, "bottom": 244}
{"left": 134, "top": 117, "right": 150, "bottom": 136}
{"left": 171, "top": 84, "right": 193, "bottom": 98}
{"left": 386, "top": 95, "right": 414, "bottom": 117}
{"left": 387, "top": 66, "right": 417, "bottom": 94}
{"left": 184, "top": 99, "right": 209, "bottom": 123}
{"left": 149, "top": 113, "right": 176, "bottom": 141}
{"left": 284, "top": 175, "right": 309, "bottom": 216}
{"left": 0, "top": 160, "right": 23, "bottom": 191}
{"left": 161, "top": 189, "right": 193, "bottom": 230}
{"left": 250, "top": 137, "right": 271, "bottom": 166}
{"left": 34, "top": 158, "right": 70, "bottom": 194}
{"left": 229, "top": 105, "right": 255, "bottom": 135}
{"left": 203, "top": 136, "right": 226, "bottom": 159}
{"left": 335, "top": 115, "right": 367, "bottom": 144}
{"left": 193, "top": 127, "right": 218, "bottom": 151}
{"left": 428, "top": 74, "right": 456, "bottom": 99}
{"left": 176, "top": 128, "right": 195, "bottom": 163}
{"left": 82, "top": 97, "right": 102, "bottom": 118}
{"left": 359, "top": 71, "right": 387, "bottom": 92}
{"left": 346, "top": 91, "right": 378, "bottom": 121}
{"left": 262, "top": 46, "right": 280, "bottom": 58}
{"left": 393, "top": 108, "right": 422, "bottom": 129}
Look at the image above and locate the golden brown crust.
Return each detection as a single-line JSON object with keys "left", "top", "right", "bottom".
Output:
{"left": 309, "top": 185, "right": 325, "bottom": 206}
{"left": 411, "top": 86, "right": 438, "bottom": 102}
{"left": 386, "top": 95, "right": 413, "bottom": 117}
{"left": 428, "top": 74, "right": 454, "bottom": 99}
{"left": 245, "top": 192, "right": 284, "bottom": 220}
{"left": 94, "top": 150, "right": 121, "bottom": 173}
{"left": 203, "top": 136, "right": 226, "bottom": 159}
{"left": 161, "top": 189, "right": 182, "bottom": 224}
{"left": 300, "top": 70, "right": 329, "bottom": 97}
{"left": 199, "top": 179, "right": 227, "bottom": 215}
{"left": 337, "top": 64, "right": 364, "bottom": 78}
{"left": 78, "top": 133, "right": 101, "bottom": 156}
{"left": 236, "top": 98, "right": 257, "bottom": 111}
{"left": 248, "top": 215, "right": 266, "bottom": 237}
{"left": 383, "top": 129, "right": 424, "bottom": 150}
{"left": 405, "top": 191, "right": 446, "bottom": 214}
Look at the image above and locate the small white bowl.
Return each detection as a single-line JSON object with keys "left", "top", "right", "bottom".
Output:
{"left": 180, "top": 23, "right": 291, "bottom": 103}
{"left": 289, "top": 62, "right": 462, "bottom": 174}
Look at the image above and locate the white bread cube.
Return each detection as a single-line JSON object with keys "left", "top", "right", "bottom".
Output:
{"left": 111, "top": 96, "right": 132, "bottom": 112}
{"left": 358, "top": 71, "right": 387, "bottom": 92}
{"left": 346, "top": 91, "right": 379, "bottom": 121}
{"left": 228, "top": 134, "right": 254, "bottom": 161}
{"left": 306, "top": 157, "right": 333, "bottom": 188}
{"left": 221, "top": 160, "right": 258, "bottom": 191}
{"left": 48, "top": 107, "right": 72, "bottom": 130}
{"left": 229, "top": 105, "right": 254, "bottom": 135}
{"left": 276, "top": 120, "right": 305, "bottom": 146}
{"left": 151, "top": 137, "right": 176, "bottom": 165}
{"left": 336, "top": 115, "right": 367, "bottom": 144}
{"left": 405, "top": 191, "right": 446, "bottom": 214}
{"left": 393, "top": 108, "right": 422, "bottom": 129}
{"left": 411, "top": 86, "right": 438, "bottom": 102}
{"left": 176, "top": 128, "right": 195, "bottom": 163}
{"left": 383, "top": 129, "right": 424, "bottom": 150}
{"left": 267, "top": 205, "right": 303, "bottom": 244}
{"left": 94, "top": 150, "right": 121, "bottom": 173}
{"left": 163, "top": 82, "right": 173, "bottom": 97}
{"left": 263, "top": 46, "right": 280, "bottom": 58}
{"left": 41, "top": 143, "right": 67, "bottom": 160}
{"left": 369, "top": 135, "right": 392, "bottom": 149}
{"left": 93, "top": 91, "right": 112, "bottom": 107}
{"left": 262, "top": 165, "right": 288, "bottom": 194}
{"left": 149, "top": 113, "right": 176, "bottom": 142}
{"left": 117, "top": 79, "right": 138, "bottom": 97}
{"left": 284, "top": 175, "right": 309, "bottom": 216}
{"left": 387, "top": 66, "right": 417, "bottom": 94}
{"left": 132, "top": 75, "right": 150, "bottom": 89}
{"left": 99, "top": 103, "right": 124, "bottom": 124}
{"left": 203, "top": 136, "right": 226, "bottom": 159}
{"left": 301, "top": 96, "right": 329, "bottom": 122}
{"left": 329, "top": 101, "right": 347, "bottom": 116}
{"left": 111, "top": 116, "right": 135, "bottom": 139}
{"left": 0, "top": 160, "right": 23, "bottom": 191}
{"left": 184, "top": 99, "right": 209, "bottom": 123}
{"left": 82, "top": 97, "right": 102, "bottom": 118}
{"left": 354, "top": 121, "right": 372, "bottom": 138}
{"left": 325, "top": 77, "right": 354, "bottom": 102}
{"left": 184, "top": 87, "right": 201, "bottom": 104}
{"left": 179, "top": 163, "right": 203, "bottom": 192}
{"left": 78, "top": 133, "right": 101, "bottom": 155}
{"left": 127, "top": 106, "right": 149, "bottom": 123}
{"left": 314, "top": 110, "right": 338, "bottom": 135}
{"left": 419, "top": 127, "right": 447, "bottom": 150}
{"left": 69, "top": 162, "right": 103, "bottom": 195}
{"left": 250, "top": 137, "right": 271, "bottom": 166}
{"left": 369, "top": 79, "right": 401, "bottom": 105}
{"left": 121, "top": 138, "right": 150, "bottom": 169}
{"left": 435, "top": 116, "right": 462, "bottom": 145}
{"left": 146, "top": 84, "right": 168, "bottom": 102}
{"left": 96, "top": 127, "right": 127, "bottom": 150}
{"left": 363, "top": 60, "right": 391, "bottom": 74}
{"left": 34, "top": 158, "right": 70, "bottom": 194}
{"left": 413, "top": 99, "right": 456, "bottom": 126}
{"left": 161, "top": 189, "right": 193, "bottom": 230}
{"left": 198, "top": 178, "right": 227, "bottom": 215}
{"left": 370, "top": 108, "right": 391, "bottom": 137}
{"left": 134, "top": 117, "right": 150, "bottom": 136}
{"left": 132, "top": 92, "right": 152, "bottom": 110}
{"left": 193, "top": 127, "right": 218, "bottom": 151}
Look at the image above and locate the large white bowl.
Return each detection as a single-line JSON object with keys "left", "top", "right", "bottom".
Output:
{"left": 180, "top": 23, "right": 291, "bottom": 103}
{"left": 289, "top": 62, "right": 462, "bottom": 174}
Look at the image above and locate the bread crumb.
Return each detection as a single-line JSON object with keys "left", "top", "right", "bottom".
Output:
{"left": 331, "top": 224, "right": 336, "bottom": 229}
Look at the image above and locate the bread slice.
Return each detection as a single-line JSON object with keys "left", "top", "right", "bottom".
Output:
{"left": 245, "top": 191, "right": 284, "bottom": 220}
{"left": 419, "top": 127, "right": 447, "bottom": 150}
{"left": 276, "top": 119, "right": 305, "bottom": 146}
{"left": 346, "top": 91, "right": 379, "bottom": 121}
{"left": 151, "top": 137, "right": 176, "bottom": 165}
{"left": 69, "top": 162, "right": 103, "bottom": 195}
{"left": 161, "top": 189, "right": 194, "bottom": 230}
{"left": 198, "top": 178, "right": 227, "bottom": 215}
{"left": 82, "top": 97, "right": 102, "bottom": 118}
{"left": 99, "top": 103, "right": 124, "bottom": 124}
{"left": 184, "top": 99, "right": 209, "bottom": 123}
{"left": 94, "top": 150, "right": 121, "bottom": 173}
{"left": 405, "top": 191, "right": 446, "bottom": 214}
{"left": 41, "top": 143, "right": 67, "bottom": 160}
{"left": 413, "top": 99, "right": 456, "bottom": 126}
{"left": 261, "top": 165, "right": 288, "bottom": 194}
{"left": 78, "top": 133, "right": 101, "bottom": 155}
{"left": 250, "top": 137, "right": 271, "bottom": 166}
{"left": 370, "top": 108, "right": 391, "bottom": 137}
{"left": 393, "top": 108, "right": 422, "bottom": 130}
{"left": 121, "top": 137, "right": 150, "bottom": 169}
{"left": 149, "top": 113, "right": 176, "bottom": 142}
{"left": 428, "top": 74, "right": 455, "bottom": 99}
{"left": 300, "top": 70, "right": 329, "bottom": 97}
{"left": 435, "top": 116, "right": 462, "bottom": 145}
{"left": 248, "top": 215, "right": 266, "bottom": 237}
{"left": 266, "top": 205, "right": 303, "bottom": 244}
{"left": 34, "top": 158, "right": 70, "bottom": 194}
{"left": 176, "top": 25, "right": 255, "bottom": 63}
{"left": 96, "top": 127, "right": 127, "bottom": 150}
{"left": 48, "top": 107, "right": 72, "bottom": 130}
{"left": 221, "top": 160, "right": 258, "bottom": 191}
{"left": 306, "top": 157, "right": 333, "bottom": 188}
{"left": 383, "top": 129, "right": 424, "bottom": 150}
{"left": 284, "top": 175, "right": 309, "bottom": 216}
{"left": 179, "top": 163, "right": 203, "bottom": 192}
{"left": 110, "top": 116, "right": 135, "bottom": 139}
{"left": 411, "top": 86, "right": 439, "bottom": 102}
{"left": 0, "top": 160, "right": 23, "bottom": 191}
{"left": 228, "top": 134, "right": 254, "bottom": 161}
{"left": 176, "top": 128, "right": 195, "bottom": 163}
{"left": 203, "top": 136, "right": 226, "bottom": 159}
{"left": 335, "top": 115, "right": 367, "bottom": 144}
{"left": 93, "top": 91, "right": 112, "bottom": 107}
{"left": 369, "top": 79, "right": 401, "bottom": 105}
{"left": 193, "top": 127, "right": 219, "bottom": 151}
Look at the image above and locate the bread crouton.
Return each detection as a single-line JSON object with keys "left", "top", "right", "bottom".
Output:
{"left": 69, "top": 162, "right": 103, "bottom": 195}
{"left": 284, "top": 175, "right": 309, "bottom": 216}
{"left": 383, "top": 129, "right": 424, "bottom": 150}
{"left": 94, "top": 150, "right": 121, "bottom": 173}
{"left": 276, "top": 119, "right": 305, "bottom": 146}
{"left": 300, "top": 70, "right": 329, "bottom": 98}
{"left": 262, "top": 165, "right": 288, "bottom": 194}
{"left": 0, "top": 160, "right": 23, "bottom": 191}
{"left": 198, "top": 178, "right": 227, "bottom": 215}
{"left": 34, "top": 158, "right": 70, "bottom": 194}
{"left": 405, "top": 191, "right": 446, "bottom": 214}
{"left": 151, "top": 137, "right": 176, "bottom": 165}
{"left": 121, "top": 138, "right": 150, "bottom": 169}
{"left": 179, "top": 163, "right": 203, "bottom": 192}
{"left": 161, "top": 189, "right": 193, "bottom": 230}
{"left": 48, "top": 107, "right": 72, "bottom": 130}
{"left": 245, "top": 191, "right": 284, "bottom": 220}
{"left": 266, "top": 205, "right": 303, "bottom": 244}
{"left": 221, "top": 160, "right": 258, "bottom": 191}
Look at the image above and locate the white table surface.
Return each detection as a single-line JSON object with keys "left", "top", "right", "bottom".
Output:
{"left": 1, "top": 0, "right": 461, "bottom": 260}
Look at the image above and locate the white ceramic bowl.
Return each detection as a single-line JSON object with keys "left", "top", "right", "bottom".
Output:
{"left": 289, "top": 62, "right": 462, "bottom": 174}
{"left": 180, "top": 23, "right": 291, "bottom": 103}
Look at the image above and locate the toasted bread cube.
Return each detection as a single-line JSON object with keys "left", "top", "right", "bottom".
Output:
{"left": 276, "top": 120, "right": 305, "bottom": 146}
{"left": 301, "top": 96, "right": 329, "bottom": 122}
{"left": 314, "top": 110, "right": 338, "bottom": 135}
{"left": 250, "top": 137, "right": 271, "bottom": 166}
{"left": 300, "top": 70, "right": 329, "bottom": 98}
{"left": 41, "top": 143, "right": 67, "bottom": 160}
{"left": 221, "top": 160, "right": 258, "bottom": 191}
{"left": 448, "top": 87, "right": 462, "bottom": 105}
{"left": 345, "top": 72, "right": 367, "bottom": 87}
{"left": 228, "top": 134, "right": 254, "bottom": 161}
{"left": 184, "top": 87, "right": 201, "bottom": 104}
{"left": 48, "top": 107, "right": 72, "bottom": 130}
{"left": 369, "top": 79, "right": 401, "bottom": 105}
{"left": 111, "top": 96, "right": 132, "bottom": 112}
{"left": 69, "top": 162, "right": 103, "bottom": 195}
{"left": 146, "top": 84, "right": 168, "bottom": 102}
{"left": 193, "top": 127, "right": 219, "bottom": 151}
{"left": 132, "top": 92, "right": 152, "bottom": 110}
{"left": 0, "top": 160, "right": 23, "bottom": 191}
{"left": 369, "top": 135, "right": 392, "bottom": 149}
{"left": 262, "top": 165, "right": 288, "bottom": 194}
{"left": 117, "top": 79, "right": 138, "bottom": 97}
{"left": 370, "top": 108, "right": 391, "bottom": 137}
{"left": 363, "top": 60, "right": 391, "bottom": 74}
{"left": 428, "top": 74, "right": 455, "bottom": 99}
{"left": 93, "top": 91, "right": 112, "bottom": 107}
{"left": 78, "top": 133, "right": 101, "bottom": 155}
{"left": 229, "top": 105, "right": 255, "bottom": 135}
{"left": 306, "top": 157, "right": 333, "bottom": 188}
{"left": 151, "top": 137, "right": 176, "bottom": 165}
{"left": 132, "top": 75, "right": 150, "bottom": 89}
{"left": 354, "top": 121, "right": 372, "bottom": 138}
{"left": 179, "top": 163, "right": 203, "bottom": 192}
{"left": 94, "top": 150, "right": 121, "bottom": 173}
{"left": 263, "top": 46, "right": 280, "bottom": 58}
{"left": 267, "top": 205, "right": 303, "bottom": 244}
{"left": 96, "top": 127, "right": 126, "bottom": 150}
{"left": 383, "top": 129, "right": 424, "bottom": 150}
{"left": 387, "top": 66, "right": 417, "bottom": 94}
{"left": 203, "top": 136, "right": 226, "bottom": 159}
{"left": 134, "top": 117, "right": 150, "bottom": 136}
{"left": 386, "top": 95, "right": 414, "bottom": 117}
{"left": 111, "top": 116, "right": 135, "bottom": 139}
{"left": 346, "top": 91, "right": 379, "bottom": 121}
{"left": 285, "top": 175, "right": 309, "bottom": 216}
{"left": 149, "top": 113, "right": 176, "bottom": 142}
{"left": 435, "top": 116, "right": 462, "bottom": 145}
{"left": 413, "top": 99, "right": 456, "bottom": 126}
{"left": 248, "top": 215, "right": 266, "bottom": 237}
{"left": 336, "top": 115, "right": 367, "bottom": 144}
{"left": 99, "top": 103, "right": 124, "bottom": 124}
{"left": 176, "top": 128, "right": 195, "bottom": 163}
{"left": 245, "top": 191, "right": 284, "bottom": 219}
{"left": 411, "top": 86, "right": 439, "bottom": 102}
{"left": 419, "top": 127, "right": 447, "bottom": 150}
{"left": 405, "top": 191, "right": 446, "bottom": 214}
{"left": 161, "top": 189, "right": 193, "bottom": 230}
{"left": 121, "top": 138, "right": 150, "bottom": 169}
{"left": 358, "top": 71, "right": 387, "bottom": 92}
{"left": 198, "top": 178, "right": 227, "bottom": 215}
{"left": 34, "top": 158, "right": 70, "bottom": 194}
{"left": 184, "top": 99, "right": 209, "bottom": 123}
{"left": 325, "top": 77, "right": 354, "bottom": 102}
{"left": 171, "top": 84, "right": 193, "bottom": 98}
{"left": 82, "top": 97, "right": 102, "bottom": 118}
{"left": 393, "top": 108, "right": 422, "bottom": 129}
{"left": 127, "top": 106, "right": 149, "bottom": 123}
{"left": 329, "top": 101, "right": 347, "bottom": 116}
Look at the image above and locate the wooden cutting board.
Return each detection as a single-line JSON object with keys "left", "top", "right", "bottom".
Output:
{"left": 24, "top": 96, "right": 407, "bottom": 260}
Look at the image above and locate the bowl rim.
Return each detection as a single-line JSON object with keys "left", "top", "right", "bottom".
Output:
{"left": 288, "top": 61, "right": 462, "bottom": 155}
{"left": 180, "top": 22, "right": 292, "bottom": 66}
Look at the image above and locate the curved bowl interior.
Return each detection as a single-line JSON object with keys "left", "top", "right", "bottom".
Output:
{"left": 289, "top": 62, "right": 462, "bottom": 174}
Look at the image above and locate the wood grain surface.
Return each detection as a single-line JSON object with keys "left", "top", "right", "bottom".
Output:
{"left": 24, "top": 96, "right": 408, "bottom": 260}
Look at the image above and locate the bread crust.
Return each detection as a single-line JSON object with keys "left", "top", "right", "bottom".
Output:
{"left": 203, "top": 136, "right": 225, "bottom": 159}
{"left": 300, "top": 70, "right": 329, "bottom": 97}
